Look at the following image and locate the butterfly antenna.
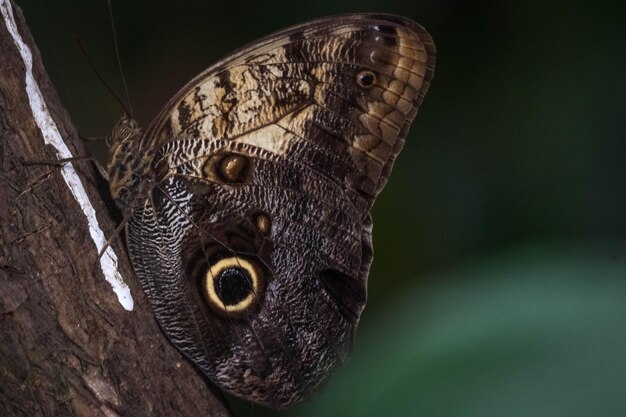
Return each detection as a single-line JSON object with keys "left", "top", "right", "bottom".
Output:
{"left": 74, "top": 36, "right": 132, "bottom": 117}
{"left": 107, "top": 0, "right": 134, "bottom": 117}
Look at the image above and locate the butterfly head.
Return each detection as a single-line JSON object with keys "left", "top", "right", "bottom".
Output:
{"left": 109, "top": 114, "right": 141, "bottom": 146}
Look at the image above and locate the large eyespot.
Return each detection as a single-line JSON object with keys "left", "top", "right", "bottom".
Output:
{"left": 203, "top": 257, "right": 264, "bottom": 315}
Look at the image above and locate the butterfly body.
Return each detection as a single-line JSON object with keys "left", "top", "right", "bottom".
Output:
{"left": 107, "top": 117, "right": 153, "bottom": 210}
{"left": 107, "top": 14, "right": 435, "bottom": 408}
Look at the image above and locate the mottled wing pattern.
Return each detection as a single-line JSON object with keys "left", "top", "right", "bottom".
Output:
{"left": 126, "top": 14, "right": 435, "bottom": 408}
{"left": 144, "top": 13, "right": 434, "bottom": 208}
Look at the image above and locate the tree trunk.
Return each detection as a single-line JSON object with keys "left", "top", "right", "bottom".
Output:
{"left": 0, "top": 1, "right": 230, "bottom": 416}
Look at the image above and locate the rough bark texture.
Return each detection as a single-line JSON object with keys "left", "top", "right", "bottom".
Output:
{"left": 0, "top": 2, "right": 231, "bottom": 416}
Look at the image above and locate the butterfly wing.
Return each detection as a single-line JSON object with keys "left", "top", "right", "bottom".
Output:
{"left": 128, "top": 14, "right": 435, "bottom": 408}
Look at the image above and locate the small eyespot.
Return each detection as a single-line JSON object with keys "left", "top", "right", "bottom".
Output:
{"left": 253, "top": 211, "right": 271, "bottom": 235}
{"left": 373, "top": 24, "right": 396, "bottom": 34}
{"left": 356, "top": 70, "right": 376, "bottom": 89}
{"left": 203, "top": 257, "right": 264, "bottom": 315}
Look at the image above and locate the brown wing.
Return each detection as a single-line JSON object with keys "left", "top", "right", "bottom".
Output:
{"left": 129, "top": 15, "right": 435, "bottom": 408}
{"left": 143, "top": 14, "right": 435, "bottom": 210}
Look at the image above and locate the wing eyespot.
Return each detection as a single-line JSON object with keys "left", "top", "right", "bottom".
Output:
{"left": 203, "top": 256, "right": 264, "bottom": 316}
{"left": 218, "top": 154, "right": 250, "bottom": 183}
{"left": 201, "top": 153, "right": 253, "bottom": 184}
{"left": 356, "top": 69, "right": 377, "bottom": 89}
{"left": 253, "top": 211, "right": 272, "bottom": 235}
{"left": 372, "top": 24, "right": 396, "bottom": 34}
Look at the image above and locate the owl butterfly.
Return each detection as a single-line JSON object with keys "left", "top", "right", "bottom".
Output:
{"left": 107, "top": 14, "right": 435, "bottom": 409}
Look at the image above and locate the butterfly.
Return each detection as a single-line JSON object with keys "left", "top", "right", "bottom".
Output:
{"left": 106, "top": 14, "right": 435, "bottom": 409}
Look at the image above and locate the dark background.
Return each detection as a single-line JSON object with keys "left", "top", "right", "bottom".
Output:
{"left": 17, "top": 0, "right": 626, "bottom": 416}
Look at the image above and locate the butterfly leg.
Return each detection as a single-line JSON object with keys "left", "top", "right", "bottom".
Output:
{"left": 20, "top": 155, "right": 110, "bottom": 197}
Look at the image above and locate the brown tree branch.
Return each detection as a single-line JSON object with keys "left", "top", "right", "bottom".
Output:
{"left": 0, "top": 1, "right": 230, "bottom": 416}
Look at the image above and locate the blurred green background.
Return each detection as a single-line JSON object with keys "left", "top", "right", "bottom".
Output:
{"left": 17, "top": 0, "right": 626, "bottom": 416}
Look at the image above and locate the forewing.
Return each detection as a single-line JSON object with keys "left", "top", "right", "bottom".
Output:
{"left": 143, "top": 14, "right": 435, "bottom": 209}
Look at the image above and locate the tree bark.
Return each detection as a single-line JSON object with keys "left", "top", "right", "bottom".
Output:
{"left": 0, "top": 1, "right": 230, "bottom": 416}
